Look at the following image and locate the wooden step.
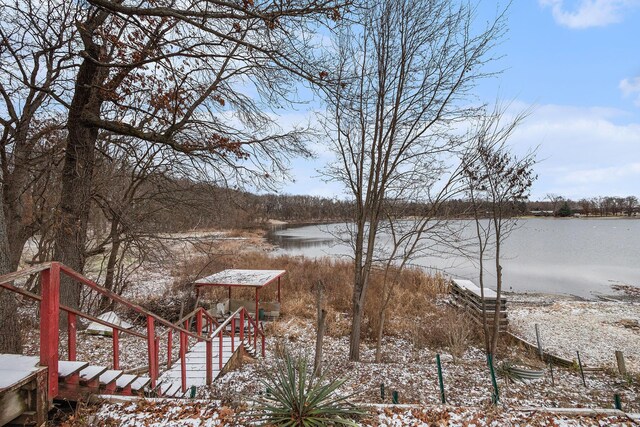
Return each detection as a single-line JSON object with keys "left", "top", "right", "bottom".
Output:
{"left": 166, "top": 383, "right": 182, "bottom": 397}
{"left": 130, "top": 376, "right": 150, "bottom": 391}
{"left": 115, "top": 374, "right": 137, "bottom": 389}
{"left": 79, "top": 365, "right": 108, "bottom": 383}
{"left": 58, "top": 361, "right": 89, "bottom": 378}
{"left": 99, "top": 370, "right": 123, "bottom": 393}
{"left": 99, "top": 370, "right": 123, "bottom": 385}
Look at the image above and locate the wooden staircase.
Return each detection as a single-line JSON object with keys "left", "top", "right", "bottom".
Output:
{"left": 55, "top": 361, "right": 152, "bottom": 400}
{"left": 0, "top": 262, "right": 267, "bottom": 426}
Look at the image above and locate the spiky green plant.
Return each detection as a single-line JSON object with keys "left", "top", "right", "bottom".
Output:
{"left": 252, "top": 352, "right": 364, "bottom": 426}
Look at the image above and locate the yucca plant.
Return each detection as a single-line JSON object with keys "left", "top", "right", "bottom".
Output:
{"left": 252, "top": 352, "right": 364, "bottom": 426}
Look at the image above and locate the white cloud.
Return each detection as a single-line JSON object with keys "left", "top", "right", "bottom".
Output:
{"left": 507, "top": 103, "right": 640, "bottom": 198}
{"left": 562, "top": 163, "right": 640, "bottom": 184}
{"left": 539, "top": 0, "right": 639, "bottom": 29}
{"left": 620, "top": 77, "right": 640, "bottom": 106}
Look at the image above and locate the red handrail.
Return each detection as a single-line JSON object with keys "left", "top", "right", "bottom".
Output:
{"left": 209, "top": 306, "right": 266, "bottom": 359}
{"left": 0, "top": 262, "right": 216, "bottom": 399}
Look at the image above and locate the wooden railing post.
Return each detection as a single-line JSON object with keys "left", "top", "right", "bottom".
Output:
{"left": 113, "top": 329, "right": 120, "bottom": 370}
{"left": 206, "top": 338, "right": 212, "bottom": 386}
{"left": 196, "top": 309, "right": 203, "bottom": 341}
{"left": 262, "top": 334, "right": 265, "bottom": 357}
{"left": 167, "top": 330, "right": 173, "bottom": 369}
{"left": 239, "top": 310, "right": 245, "bottom": 341}
{"left": 147, "top": 316, "right": 156, "bottom": 388}
{"left": 155, "top": 336, "right": 160, "bottom": 379}
{"left": 231, "top": 318, "right": 235, "bottom": 352}
{"left": 253, "top": 318, "right": 258, "bottom": 350}
{"left": 180, "top": 331, "right": 186, "bottom": 393}
{"left": 219, "top": 329, "right": 223, "bottom": 371}
{"left": 40, "top": 262, "right": 60, "bottom": 399}
{"left": 67, "top": 312, "right": 77, "bottom": 361}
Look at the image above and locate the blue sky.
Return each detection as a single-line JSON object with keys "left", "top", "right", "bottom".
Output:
{"left": 276, "top": 0, "right": 640, "bottom": 200}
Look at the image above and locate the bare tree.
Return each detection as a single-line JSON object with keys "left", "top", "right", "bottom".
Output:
{"left": 371, "top": 172, "right": 467, "bottom": 362}
{"left": 623, "top": 196, "right": 638, "bottom": 217}
{"left": 545, "top": 194, "right": 564, "bottom": 216}
{"left": 0, "top": 0, "right": 78, "bottom": 268}
{"left": 321, "top": 0, "right": 506, "bottom": 361}
{"left": 36, "top": 0, "right": 349, "bottom": 311}
{"left": 463, "top": 106, "right": 536, "bottom": 356}
{"left": 0, "top": 187, "right": 22, "bottom": 352}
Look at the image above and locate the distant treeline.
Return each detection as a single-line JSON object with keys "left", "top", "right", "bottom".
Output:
{"left": 201, "top": 192, "right": 640, "bottom": 226}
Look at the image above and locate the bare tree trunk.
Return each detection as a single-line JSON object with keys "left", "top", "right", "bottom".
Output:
{"left": 349, "top": 279, "right": 364, "bottom": 361}
{"left": 100, "top": 218, "right": 121, "bottom": 310}
{"left": 53, "top": 43, "right": 107, "bottom": 313}
{"left": 490, "top": 224, "right": 502, "bottom": 355}
{"left": 374, "top": 309, "right": 385, "bottom": 363}
{"left": 0, "top": 190, "right": 23, "bottom": 353}
{"left": 3, "top": 149, "right": 33, "bottom": 269}
{"left": 314, "top": 280, "right": 327, "bottom": 377}
{"left": 476, "top": 223, "right": 491, "bottom": 354}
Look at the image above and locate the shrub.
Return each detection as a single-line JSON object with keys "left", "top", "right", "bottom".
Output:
{"left": 252, "top": 352, "right": 363, "bottom": 426}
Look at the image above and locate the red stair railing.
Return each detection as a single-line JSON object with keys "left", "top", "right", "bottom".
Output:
{"left": 168, "top": 305, "right": 267, "bottom": 384}
{"left": 0, "top": 262, "right": 217, "bottom": 400}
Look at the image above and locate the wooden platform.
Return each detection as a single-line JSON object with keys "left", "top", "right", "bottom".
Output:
{"left": 0, "top": 355, "right": 47, "bottom": 426}
{"left": 450, "top": 279, "right": 508, "bottom": 330}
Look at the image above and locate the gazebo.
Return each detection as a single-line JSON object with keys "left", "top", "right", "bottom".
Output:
{"left": 193, "top": 269, "right": 286, "bottom": 320}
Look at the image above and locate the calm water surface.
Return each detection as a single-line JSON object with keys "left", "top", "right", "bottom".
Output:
{"left": 269, "top": 218, "right": 640, "bottom": 298}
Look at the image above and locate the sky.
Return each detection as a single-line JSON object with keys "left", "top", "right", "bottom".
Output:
{"left": 272, "top": 0, "right": 640, "bottom": 201}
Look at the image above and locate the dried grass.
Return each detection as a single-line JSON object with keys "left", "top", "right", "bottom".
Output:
{"left": 168, "top": 251, "right": 469, "bottom": 349}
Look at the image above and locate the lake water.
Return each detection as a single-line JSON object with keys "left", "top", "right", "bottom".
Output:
{"left": 269, "top": 218, "right": 640, "bottom": 299}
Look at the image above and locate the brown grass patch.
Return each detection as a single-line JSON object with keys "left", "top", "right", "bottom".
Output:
{"left": 168, "top": 250, "right": 469, "bottom": 351}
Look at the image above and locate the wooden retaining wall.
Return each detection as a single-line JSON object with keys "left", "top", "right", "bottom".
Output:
{"left": 450, "top": 279, "right": 508, "bottom": 330}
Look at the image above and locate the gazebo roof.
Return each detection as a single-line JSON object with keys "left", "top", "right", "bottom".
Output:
{"left": 193, "top": 269, "right": 286, "bottom": 288}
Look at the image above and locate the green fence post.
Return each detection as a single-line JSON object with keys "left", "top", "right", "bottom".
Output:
{"left": 392, "top": 390, "right": 399, "bottom": 404}
{"left": 487, "top": 353, "right": 499, "bottom": 405}
{"left": 614, "top": 394, "right": 622, "bottom": 411}
{"left": 436, "top": 353, "right": 446, "bottom": 404}
{"left": 380, "top": 383, "right": 385, "bottom": 401}
{"left": 190, "top": 385, "right": 196, "bottom": 399}
{"left": 577, "top": 351, "right": 587, "bottom": 387}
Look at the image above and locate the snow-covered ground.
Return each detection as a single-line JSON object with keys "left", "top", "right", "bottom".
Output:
{"left": 218, "top": 322, "right": 639, "bottom": 411}
{"left": 509, "top": 294, "right": 640, "bottom": 373}
{"left": 85, "top": 400, "right": 639, "bottom": 427}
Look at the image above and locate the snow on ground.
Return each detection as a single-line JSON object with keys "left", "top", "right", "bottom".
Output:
{"left": 205, "top": 319, "right": 640, "bottom": 412}
{"left": 509, "top": 295, "right": 640, "bottom": 373}
{"left": 85, "top": 400, "right": 639, "bottom": 426}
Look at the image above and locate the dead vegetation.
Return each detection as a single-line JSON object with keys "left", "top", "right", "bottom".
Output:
{"left": 162, "top": 250, "right": 476, "bottom": 358}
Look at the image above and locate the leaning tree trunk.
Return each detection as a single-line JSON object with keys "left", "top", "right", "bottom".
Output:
{"left": 100, "top": 218, "right": 121, "bottom": 311}
{"left": 0, "top": 190, "right": 23, "bottom": 353}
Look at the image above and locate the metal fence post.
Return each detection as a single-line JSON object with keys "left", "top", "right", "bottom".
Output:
{"left": 436, "top": 353, "right": 446, "bottom": 404}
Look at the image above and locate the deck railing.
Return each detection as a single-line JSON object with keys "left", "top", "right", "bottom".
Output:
{"left": 0, "top": 262, "right": 265, "bottom": 398}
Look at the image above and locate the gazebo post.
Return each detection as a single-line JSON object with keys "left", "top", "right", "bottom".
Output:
{"left": 228, "top": 286, "right": 231, "bottom": 301}
{"left": 255, "top": 287, "right": 259, "bottom": 321}
{"left": 277, "top": 277, "right": 281, "bottom": 303}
